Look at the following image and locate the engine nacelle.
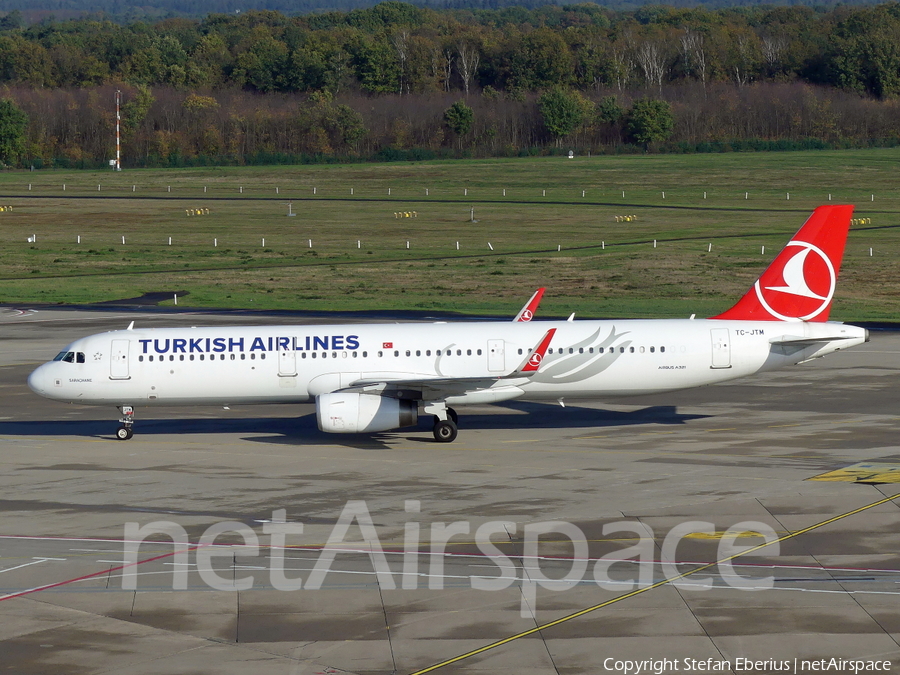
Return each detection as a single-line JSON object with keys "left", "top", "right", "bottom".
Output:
{"left": 316, "top": 392, "right": 418, "bottom": 433}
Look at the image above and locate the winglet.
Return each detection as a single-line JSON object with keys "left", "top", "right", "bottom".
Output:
{"left": 711, "top": 204, "right": 854, "bottom": 322}
{"left": 506, "top": 328, "right": 556, "bottom": 377}
{"left": 514, "top": 288, "right": 545, "bottom": 322}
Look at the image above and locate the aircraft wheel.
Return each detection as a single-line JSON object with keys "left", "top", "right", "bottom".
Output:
{"left": 116, "top": 426, "right": 133, "bottom": 440}
{"left": 433, "top": 419, "right": 458, "bottom": 443}
{"left": 447, "top": 407, "right": 458, "bottom": 425}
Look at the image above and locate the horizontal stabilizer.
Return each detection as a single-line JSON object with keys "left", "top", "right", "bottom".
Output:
{"left": 769, "top": 334, "right": 858, "bottom": 346}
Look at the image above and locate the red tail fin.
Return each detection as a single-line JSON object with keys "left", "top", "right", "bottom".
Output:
{"left": 712, "top": 205, "right": 854, "bottom": 322}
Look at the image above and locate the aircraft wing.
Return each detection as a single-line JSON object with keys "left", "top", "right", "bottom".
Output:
{"left": 344, "top": 329, "right": 556, "bottom": 398}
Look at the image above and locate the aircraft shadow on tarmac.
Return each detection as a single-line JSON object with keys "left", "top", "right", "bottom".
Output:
{"left": 0, "top": 403, "right": 708, "bottom": 449}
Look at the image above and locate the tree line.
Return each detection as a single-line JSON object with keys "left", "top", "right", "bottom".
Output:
{"left": 1, "top": 2, "right": 900, "bottom": 167}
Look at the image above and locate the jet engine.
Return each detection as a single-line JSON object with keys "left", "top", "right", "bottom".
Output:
{"left": 316, "top": 392, "right": 418, "bottom": 433}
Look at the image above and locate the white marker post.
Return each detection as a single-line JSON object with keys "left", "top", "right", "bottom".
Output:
{"left": 168, "top": 237, "right": 172, "bottom": 245}
{"left": 488, "top": 242, "right": 494, "bottom": 251}
{"left": 357, "top": 240, "right": 360, "bottom": 249}
{"left": 761, "top": 246, "right": 765, "bottom": 255}
{"left": 214, "top": 238, "right": 217, "bottom": 247}
{"left": 77, "top": 235, "right": 80, "bottom": 244}
{"left": 456, "top": 241, "right": 459, "bottom": 250}
{"left": 262, "top": 238, "right": 265, "bottom": 247}
{"left": 174, "top": 294, "right": 178, "bottom": 306}
{"left": 654, "top": 239, "right": 657, "bottom": 248}
{"left": 708, "top": 243, "right": 712, "bottom": 252}
{"left": 308, "top": 239, "right": 312, "bottom": 248}
{"left": 122, "top": 236, "right": 126, "bottom": 245}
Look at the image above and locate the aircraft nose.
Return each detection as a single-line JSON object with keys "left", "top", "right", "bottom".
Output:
{"left": 27, "top": 364, "right": 50, "bottom": 396}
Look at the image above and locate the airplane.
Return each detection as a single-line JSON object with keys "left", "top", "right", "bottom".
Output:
{"left": 28, "top": 205, "right": 867, "bottom": 443}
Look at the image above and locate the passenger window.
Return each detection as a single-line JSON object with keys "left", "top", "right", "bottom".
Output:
{"left": 241, "top": 353, "right": 246, "bottom": 360}
{"left": 466, "top": 349, "right": 471, "bottom": 356}
{"left": 518, "top": 349, "right": 523, "bottom": 355}
{"left": 170, "top": 355, "right": 175, "bottom": 361}
{"left": 650, "top": 346, "right": 655, "bottom": 353}
{"left": 437, "top": 350, "right": 442, "bottom": 356}
{"left": 180, "top": 354, "right": 185, "bottom": 361}
{"left": 251, "top": 353, "right": 256, "bottom": 360}
{"left": 406, "top": 350, "right": 411, "bottom": 357}
{"left": 456, "top": 349, "right": 461, "bottom": 356}
{"left": 661, "top": 346, "right": 666, "bottom": 353}
{"left": 301, "top": 352, "right": 306, "bottom": 359}
{"left": 579, "top": 348, "right": 583, "bottom": 354}
{"left": 332, "top": 352, "right": 337, "bottom": 358}
{"left": 620, "top": 347, "right": 625, "bottom": 353}
{"left": 629, "top": 347, "right": 634, "bottom": 353}
{"left": 416, "top": 350, "right": 420, "bottom": 356}
{"left": 149, "top": 355, "right": 154, "bottom": 362}
{"left": 312, "top": 352, "right": 317, "bottom": 359}
{"left": 76, "top": 352, "right": 85, "bottom": 363}
{"left": 230, "top": 354, "right": 235, "bottom": 360}
{"left": 220, "top": 354, "right": 225, "bottom": 360}
{"left": 139, "top": 355, "right": 144, "bottom": 362}
{"left": 569, "top": 348, "right": 574, "bottom": 354}
{"left": 190, "top": 354, "right": 195, "bottom": 361}
{"left": 640, "top": 346, "right": 645, "bottom": 353}
{"left": 426, "top": 350, "right": 431, "bottom": 356}
{"left": 352, "top": 352, "right": 357, "bottom": 358}
{"left": 477, "top": 349, "right": 482, "bottom": 355}
{"left": 378, "top": 351, "right": 383, "bottom": 357}
{"left": 261, "top": 354, "right": 265, "bottom": 360}
{"left": 589, "top": 348, "right": 594, "bottom": 353}
{"left": 394, "top": 350, "right": 399, "bottom": 357}
{"left": 322, "top": 352, "right": 327, "bottom": 359}
{"left": 362, "top": 351, "right": 368, "bottom": 357}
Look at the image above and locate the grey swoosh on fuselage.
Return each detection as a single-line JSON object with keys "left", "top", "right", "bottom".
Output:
{"left": 528, "top": 326, "right": 630, "bottom": 385}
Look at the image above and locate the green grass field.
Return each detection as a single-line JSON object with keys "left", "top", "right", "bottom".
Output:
{"left": 0, "top": 149, "right": 898, "bottom": 320}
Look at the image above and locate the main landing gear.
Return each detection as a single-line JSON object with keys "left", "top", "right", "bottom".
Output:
{"left": 425, "top": 402, "right": 458, "bottom": 443}
{"left": 116, "top": 405, "right": 134, "bottom": 440}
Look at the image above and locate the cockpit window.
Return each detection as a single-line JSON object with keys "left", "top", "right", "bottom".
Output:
{"left": 76, "top": 352, "right": 85, "bottom": 363}
{"left": 53, "top": 351, "right": 81, "bottom": 363}
{"left": 62, "top": 352, "right": 75, "bottom": 363}
{"left": 53, "top": 352, "right": 68, "bottom": 361}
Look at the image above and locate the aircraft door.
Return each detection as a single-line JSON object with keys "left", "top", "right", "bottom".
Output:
{"left": 710, "top": 328, "right": 731, "bottom": 369}
{"left": 110, "top": 339, "right": 130, "bottom": 380}
{"left": 278, "top": 338, "right": 297, "bottom": 377}
{"left": 487, "top": 339, "right": 505, "bottom": 372}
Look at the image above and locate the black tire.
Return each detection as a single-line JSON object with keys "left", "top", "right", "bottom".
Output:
{"left": 433, "top": 419, "right": 458, "bottom": 443}
{"left": 116, "top": 426, "right": 132, "bottom": 441}
{"left": 447, "top": 407, "right": 458, "bottom": 425}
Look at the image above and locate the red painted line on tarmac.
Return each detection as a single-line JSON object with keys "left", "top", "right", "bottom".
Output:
{"left": 0, "top": 544, "right": 208, "bottom": 602}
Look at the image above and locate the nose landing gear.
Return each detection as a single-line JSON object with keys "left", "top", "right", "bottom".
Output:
{"left": 116, "top": 406, "right": 134, "bottom": 440}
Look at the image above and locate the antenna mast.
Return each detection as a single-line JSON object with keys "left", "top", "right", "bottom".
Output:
{"left": 115, "top": 90, "right": 121, "bottom": 171}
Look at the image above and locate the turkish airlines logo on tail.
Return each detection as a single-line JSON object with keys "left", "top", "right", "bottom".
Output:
{"left": 754, "top": 240, "right": 836, "bottom": 321}
{"left": 527, "top": 352, "right": 543, "bottom": 367}
{"left": 520, "top": 309, "right": 534, "bottom": 322}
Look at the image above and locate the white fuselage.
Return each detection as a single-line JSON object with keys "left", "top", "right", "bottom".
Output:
{"left": 27, "top": 318, "right": 867, "bottom": 408}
